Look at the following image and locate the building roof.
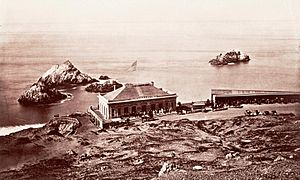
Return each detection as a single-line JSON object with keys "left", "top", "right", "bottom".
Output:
{"left": 212, "top": 89, "right": 300, "bottom": 97}
{"left": 193, "top": 101, "right": 207, "bottom": 105}
{"left": 103, "top": 83, "right": 176, "bottom": 103}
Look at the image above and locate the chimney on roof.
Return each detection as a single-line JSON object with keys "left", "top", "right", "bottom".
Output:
{"left": 113, "top": 84, "right": 116, "bottom": 91}
{"left": 151, "top": 81, "right": 154, "bottom": 86}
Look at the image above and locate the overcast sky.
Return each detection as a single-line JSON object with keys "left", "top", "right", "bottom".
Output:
{"left": 1, "top": 0, "right": 299, "bottom": 24}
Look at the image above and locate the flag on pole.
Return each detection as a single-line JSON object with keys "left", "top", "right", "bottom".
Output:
{"left": 127, "top": 60, "right": 137, "bottom": 72}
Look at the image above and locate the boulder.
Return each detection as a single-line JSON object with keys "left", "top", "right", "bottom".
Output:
{"left": 44, "top": 116, "right": 81, "bottom": 137}
{"left": 158, "top": 162, "right": 176, "bottom": 177}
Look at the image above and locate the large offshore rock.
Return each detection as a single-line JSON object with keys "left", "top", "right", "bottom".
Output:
{"left": 38, "top": 60, "right": 97, "bottom": 88}
{"left": 18, "top": 82, "right": 67, "bottom": 105}
{"left": 18, "top": 60, "right": 97, "bottom": 105}
{"left": 209, "top": 50, "right": 250, "bottom": 66}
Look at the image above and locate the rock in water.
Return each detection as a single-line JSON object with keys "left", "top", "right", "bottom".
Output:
{"left": 85, "top": 80, "right": 123, "bottom": 93}
{"left": 38, "top": 60, "right": 97, "bottom": 88}
{"left": 99, "top": 75, "right": 110, "bottom": 80}
{"left": 18, "top": 82, "right": 67, "bottom": 105}
{"left": 18, "top": 60, "right": 97, "bottom": 105}
{"left": 209, "top": 49, "right": 250, "bottom": 66}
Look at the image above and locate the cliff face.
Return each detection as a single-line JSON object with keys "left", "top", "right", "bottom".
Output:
{"left": 38, "top": 60, "right": 97, "bottom": 88}
{"left": 209, "top": 50, "right": 250, "bottom": 66}
{"left": 18, "top": 60, "right": 97, "bottom": 105}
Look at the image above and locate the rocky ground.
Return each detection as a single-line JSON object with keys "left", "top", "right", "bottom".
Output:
{"left": 0, "top": 111, "right": 299, "bottom": 179}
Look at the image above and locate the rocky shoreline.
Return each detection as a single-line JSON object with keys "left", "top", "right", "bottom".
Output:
{"left": 0, "top": 109, "right": 299, "bottom": 179}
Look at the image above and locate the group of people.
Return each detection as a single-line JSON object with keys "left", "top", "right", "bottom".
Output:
{"left": 245, "top": 110, "right": 278, "bottom": 116}
{"left": 120, "top": 107, "right": 175, "bottom": 122}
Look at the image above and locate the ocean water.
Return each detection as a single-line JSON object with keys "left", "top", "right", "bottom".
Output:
{"left": 0, "top": 21, "right": 299, "bottom": 128}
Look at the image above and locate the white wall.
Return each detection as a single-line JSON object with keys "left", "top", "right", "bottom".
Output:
{"left": 98, "top": 95, "right": 110, "bottom": 119}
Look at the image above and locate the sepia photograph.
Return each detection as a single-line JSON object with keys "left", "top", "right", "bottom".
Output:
{"left": 0, "top": 0, "right": 299, "bottom": 179}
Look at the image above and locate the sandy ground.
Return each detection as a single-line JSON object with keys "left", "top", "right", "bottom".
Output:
{"left": 0, "top": 103, "right": 299, "bottom": 179}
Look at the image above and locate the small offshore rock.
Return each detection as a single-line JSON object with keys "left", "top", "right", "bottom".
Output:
{"left": 99, "top": 75, "right": 110, "bottom": 80}
{"left": 209, "top": 49, "right": 250, "bottom": 66}
{"left": 85, "top": 80, "right": 122, "bottom": 93}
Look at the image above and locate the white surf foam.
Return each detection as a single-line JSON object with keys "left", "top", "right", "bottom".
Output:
{"left": 0, "top": 124, "right": 45, "bottom": 136}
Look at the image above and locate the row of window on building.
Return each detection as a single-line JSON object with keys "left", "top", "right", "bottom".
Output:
{"left": 111, "top": 101, "right": 176, "bottom": 118}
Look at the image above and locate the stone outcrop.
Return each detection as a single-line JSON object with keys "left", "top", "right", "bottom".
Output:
{"left": 44, "top": 116, "right": 81, "bottom": 137}
{"left": 18, "top": 60, "right": 97, "bottom": 105}
{"left": 85, "top": 80, "right": 123, "bottom": 93}
{"left": 209, "top": 50, "right": 250, "bottom": 66}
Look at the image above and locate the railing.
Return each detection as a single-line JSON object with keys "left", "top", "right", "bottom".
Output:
{"left": 87, "top": 106, "right": 103, "bottom": 129}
